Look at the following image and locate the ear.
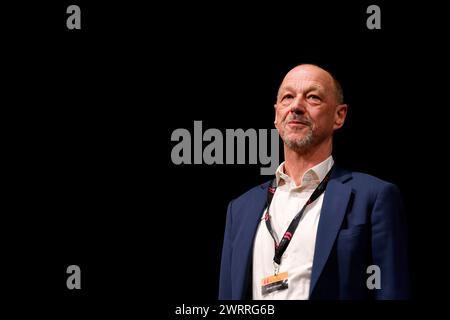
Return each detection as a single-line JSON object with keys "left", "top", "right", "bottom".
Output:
{"left": 333, "top": 104, "right": 348, "bottom": 130}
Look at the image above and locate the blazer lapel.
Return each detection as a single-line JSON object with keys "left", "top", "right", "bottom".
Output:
{"left": 234, "top": 181, "right": 271, "bottom": 299}
{"left": 309, "top": 167, "right": 353, "bottom": 296}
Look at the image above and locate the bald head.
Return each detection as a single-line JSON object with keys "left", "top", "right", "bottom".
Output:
{"left": 277, "top": 64, "right": 344, "bottom": 105}
{"left": 274, "top": 63, "right": 348, "bottom": 154}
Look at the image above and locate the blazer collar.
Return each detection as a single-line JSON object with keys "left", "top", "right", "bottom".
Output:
{"left": 246, "top": 165, "right": 353, "bottom": 299}
{"left": 309, "top": 165, "right": 353, "bottom": 296}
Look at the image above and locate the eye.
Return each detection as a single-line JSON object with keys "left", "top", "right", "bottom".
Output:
{"left": 282, "top": 94, "right": 294, "bottom": 101}
{"left": 279, "top": 94, "right": 294, "bottom": 107}
{"left": 307, "top": 94, "right": 321, "bottom": 102}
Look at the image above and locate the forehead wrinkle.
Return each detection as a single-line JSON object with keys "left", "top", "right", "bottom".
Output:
{"left": 277, "top": 69, "right": 336, "bottom": 102}
{"left": 276, "top": 64, "right": 344, "bottom": 104}
{"left": 279, "top": 81, "right": 326, "bottom": 96}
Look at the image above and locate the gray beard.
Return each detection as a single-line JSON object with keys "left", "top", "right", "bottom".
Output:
{"left": 282, "top": 128, "right": 314, "bottom": 153}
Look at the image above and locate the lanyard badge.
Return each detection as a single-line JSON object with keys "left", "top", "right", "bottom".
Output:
{"left": 265, "top": 165, "right": 333, "bottom": 268}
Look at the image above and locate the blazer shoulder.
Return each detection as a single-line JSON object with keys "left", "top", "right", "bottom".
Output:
{"left": 344, "top": 170, "right": 401, "bottom": 198}
{"left": 350, "top": 171, "right": 398, "bottom": 188}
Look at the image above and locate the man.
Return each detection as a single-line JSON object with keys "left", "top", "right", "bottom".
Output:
{"left": 218, "top": 64, "right": 409, "bottom": 300}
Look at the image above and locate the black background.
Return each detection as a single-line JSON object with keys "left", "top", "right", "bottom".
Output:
{"left": 3, "top": 0, "right": 449, "bottom": 317}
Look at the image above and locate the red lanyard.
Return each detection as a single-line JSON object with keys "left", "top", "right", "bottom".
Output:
{"left": 265, "top": 165, "right": 334, "bottom": 267}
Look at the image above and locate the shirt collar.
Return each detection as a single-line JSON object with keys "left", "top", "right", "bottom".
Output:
{"left": 275, "top": 155, "right": 334, "bottom": 188}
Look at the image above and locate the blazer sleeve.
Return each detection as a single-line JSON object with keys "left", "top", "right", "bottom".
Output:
{"left": 219, "top": 200, "right": 234, "bottom": 299}
{"left": 371, "top": 183, "right": 410, "bottom": 299}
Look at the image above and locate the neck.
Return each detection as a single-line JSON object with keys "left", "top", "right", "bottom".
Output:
{"left": 283, "top": 140, "right": 332, "bottom": 186}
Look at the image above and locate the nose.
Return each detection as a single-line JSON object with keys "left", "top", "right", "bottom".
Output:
{"left": 290, "top": 95, "right": 307, "bottom": 115}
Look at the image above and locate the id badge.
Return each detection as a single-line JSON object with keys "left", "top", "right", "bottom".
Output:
{"left": 261, "top": 272, "right": 288, "bottom": 296}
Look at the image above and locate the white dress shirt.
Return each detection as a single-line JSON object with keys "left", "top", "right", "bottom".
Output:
{"left": 252, "top": 156, "right": 334, "bottom": 300}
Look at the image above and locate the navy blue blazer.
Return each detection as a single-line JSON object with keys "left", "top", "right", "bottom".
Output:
{"left": 219, "top": 165, "right": 410, "bottom": 300}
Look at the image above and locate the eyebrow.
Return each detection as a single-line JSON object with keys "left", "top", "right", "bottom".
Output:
{"left": 278, "top": 84, "right": 325, "bottom": 100}
{"left": 306, "top": 84, "right": 325, "bottom": 92}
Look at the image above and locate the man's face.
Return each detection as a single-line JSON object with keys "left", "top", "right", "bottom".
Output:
{"left": 274, "top": 65, "right": 347, "bottom": 153}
